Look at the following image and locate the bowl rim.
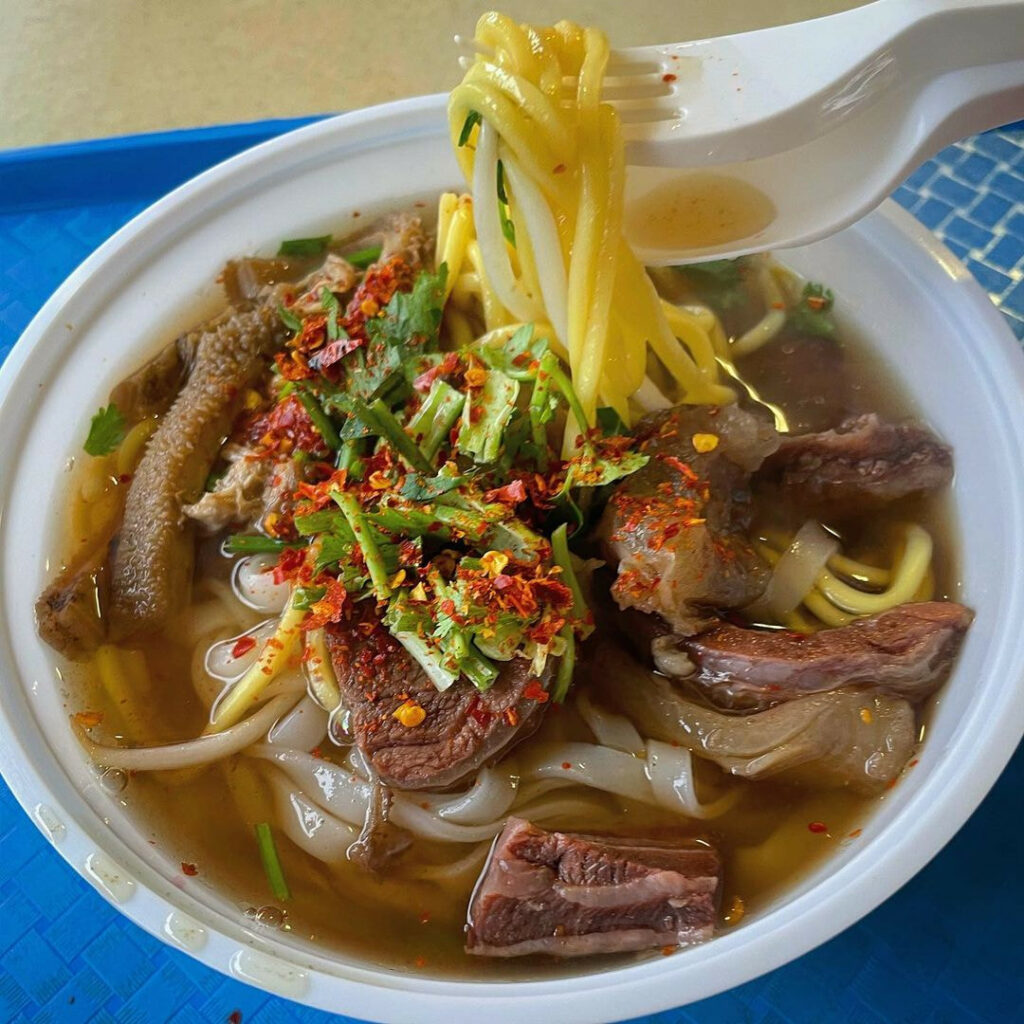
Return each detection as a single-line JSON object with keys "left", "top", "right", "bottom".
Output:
{"left": 1, "top": 94, "right": 1023, "bottom": 1024}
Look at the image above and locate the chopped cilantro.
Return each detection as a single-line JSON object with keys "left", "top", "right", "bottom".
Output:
{"left": 787, "top": 281, "right": 837, "bottom": 339}
{"left": 596, "top": 406, "right": 627, "bottom": 437}
{"left": 277, "top": 235, "right": 331, "bottom": 257}
{"left": 293, "top": 585, "right": 327, "bottom": 610}
{"left": 320, "top": 287, "right": 346, "bottom": 342}
{"left": 83, "top": 403, "right": 126, "bottom": 457}
{"left": 675, "top": 258, "right": 749, "bottom": 313}
{"left": 399, "top": 471, "right": 466, "bottom": 502}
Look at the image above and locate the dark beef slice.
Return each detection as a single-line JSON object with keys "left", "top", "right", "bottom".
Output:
{"left": 758, "top": 413, "right": 953, "bottom": 514}
{"left": 667, "top": 601, "right": 973, "bottom": 709}
{"left": 466, "top": 818, "right": 721, "bottom": 957}
{"left": 598, "top": 404, "right": 779, "bottom": 635}
{"left": 325, "top": 602, "right": 549, "bottom": 791}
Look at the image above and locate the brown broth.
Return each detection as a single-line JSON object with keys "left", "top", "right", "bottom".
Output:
{"left": 53, "top": 244, "right": 960, "bottom": 979}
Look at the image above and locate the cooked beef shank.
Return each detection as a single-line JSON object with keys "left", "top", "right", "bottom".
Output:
{"left": 466, "top": 818, "right": 721, "bottom": 957}
{"left": 325, "top": 601, "right": 550, "bottom": 791}
{"left": 758, "top": 413, "right": 953, "bottom": 514}
{"left": 599, "top": 404, "right": 779, "bottom": 635}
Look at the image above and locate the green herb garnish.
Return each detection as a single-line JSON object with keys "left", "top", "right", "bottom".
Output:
{"left": 277, "top": 304, "right": 303, "bottom": 334}
{"left": 277, "top": 235, "right": 331, "bottom": 258}
{"left": 787, "top": 281, "right": 836, "bottom": 339}
{"left": 83, "top": 403, "right": 126, "bottom": 457}
{"left": 345, "top": 244, "right": 382, "bottom": 269}
{"left": 458, "top": 110, "right": 482, "bottom": 147}
{"left": 255, "top": 823, "right": 291, "bottom": 901}
{"left": 225, "top": 534, "right": 303, "bottom": 555}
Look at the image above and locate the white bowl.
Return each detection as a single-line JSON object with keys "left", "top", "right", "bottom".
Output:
{"left": 1, "top": 95, "right": 1022, "bottom": 1024}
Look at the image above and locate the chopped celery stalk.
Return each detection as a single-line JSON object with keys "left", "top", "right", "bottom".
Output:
{"left": 541, "top": 351, "right": 590, "bottom": 441}
{"left": 551, "top": 523, "right": 587, "bottom": 616}
{"left": 407, "top": 379, "right": 465, "bottom": 460}
{"left": 335, "top": 438, "right": 365, "bottom": 476}
{"left": 551, "top": 624, "right": 575, "bottom": 703}
{"left": 459, "top": 644, "right": 499, "bottom": 691}
{"left": 255, "top": 823, "right": 291, "bottom": 901}
{"left": 348, "top": 396, "right": 435, "bottom": 474}
{"left": 458, "top": 369, "right": 519, "bottom": 464}
{"left": 333, "top": 490, "right": 391, "bottom": 601}
{"left": 295, "top": 388, "right": 342, "bottom": 451}
{"left": 527, "top": 363, "right": 557, "bottom": 472}
{"left": 385, "top": 594, "right": 459, "bottom": 691}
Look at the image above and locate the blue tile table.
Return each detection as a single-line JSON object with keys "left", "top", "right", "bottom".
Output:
{"left": 1, "top": 118, "right": 1022, "bottom": 1024}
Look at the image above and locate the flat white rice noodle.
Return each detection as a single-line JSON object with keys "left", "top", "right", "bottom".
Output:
{"left": 577, "top": 691, "right": 645, "bottom": 755}
{"left": 75, "top": 693, "right": 300, "bottom": 772}
{"left": 232, "top": 554, "right": 291, "bottom": 613}
{"left": 267, "top": 695, "right": 329, "bottom": 752}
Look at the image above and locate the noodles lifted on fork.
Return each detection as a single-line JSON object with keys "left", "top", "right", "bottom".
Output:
{"left": 447, "top": 13, "right": 733, "bottom": 432}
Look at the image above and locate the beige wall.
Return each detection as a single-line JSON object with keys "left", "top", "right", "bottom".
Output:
{"left": 1, "top": 0, "right": 865, "bottom": 150}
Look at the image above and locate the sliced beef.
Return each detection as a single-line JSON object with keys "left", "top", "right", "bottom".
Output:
{"left": 661, "top": 601, "right": 973, "bottom": 709}
{"left": 109, "top": 302, "right": 288, "bottom": 639}
{"left": 591, "top": 641, "right": 916, "bottom": 792}
{"left": 325, "top": 601, "right": 550, "bottom": 791}
{"left": 599, "top": 404, "right": 779, "bottom": 635}
{"left": 466, "top": 818, "right": 721, "bottom": 957}
{"left": 759, "top": 413, "right": 953, "bottom": 514}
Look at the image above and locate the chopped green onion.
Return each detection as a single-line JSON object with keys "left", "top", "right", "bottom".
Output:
{"left": 335, "top": 438, "right": 365, "bottom": 477}
{"left": 345, "top": 244, "right": 382, "bottom": 269}
{"left": 254, "top": 823, "right": 291, "bottom": 901}
{"left": 295, "top": 387, "right": 342, "bottom": 451}
{"left": 278, "top": 235, "right": 331, "bottom": 258}
{"left": 551, "top": 523, "right": 586, "bottom": 614}
{"left": 346, "top": 396, "right": 434, "bottom": 474}
{"left": 541, "top": 352, "right": 589, "bottom": 443}
{"left": 496, "top": 160, "right": 516, "bottom": 247}
{"left": 458, "top": 110, "right": 482, "bottom": 147}
{"left": 225, "top": 534, "right": 303, "bottom": 555}
{"left": 277, "top": 304, "right": 303, "bottom": 333}
{"left": 333, "top": 490, "right": 391, "bottom": 601}
{"left": 293, "top": 585, "right": 327, "bottom": 610}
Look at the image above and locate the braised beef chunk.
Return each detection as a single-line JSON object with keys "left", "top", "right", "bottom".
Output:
{"left": 325, "top": 602, "right": 549, "bottom": 791}
{"left": 663, "top": 601, "right": 973, "bottom": 710}
{"left": 35, "top": 547, "right": 110, "bottom": 661}
{"left": 466, "top": 818, "right": 721, "bottom": 957}
{"left": 759, "top": 414, "right": 953, "bottom": 514}
{"left": 599, "top": 405, "right": 779, "bottom": 635}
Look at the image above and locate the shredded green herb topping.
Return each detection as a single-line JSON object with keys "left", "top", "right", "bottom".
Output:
{"left": 83, "top": 403, "right": 126, "bottom": 457}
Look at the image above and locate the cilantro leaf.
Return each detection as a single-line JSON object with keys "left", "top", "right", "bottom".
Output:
{"left": 596, "top": 406, "right": 627, "bottom": 437}
{"left": 277, "top": 304, "right": 302, "bottom": 333}
{"left": 787, "top": 281, "right": 837, "bottom": 339}
{"left": 675, "top": 258, "right": 749, "bottom": 313}
{"left": 277, "top": 235, "right": 331, "bottom": 257}
{"left": 320, "top": 287, "right": 347, "bottom": 342}
{"left": 315, "top": 533, "right": 352, "bottom": 573}
{"left": 83, "top": 403, "right": 126, "bottom": 457}
{"left": 478, "top": 324, "right": 547, "bottom": 379}
{"left": 399, "top": 472, "right": 467, "bottom": 502}
{"left": 293, "top": 585, "right": 327, "bottom": 610}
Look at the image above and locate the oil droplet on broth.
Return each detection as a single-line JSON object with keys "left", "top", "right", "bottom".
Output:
{"left": 627, "top": 173, "right": 775, "bottom": 251}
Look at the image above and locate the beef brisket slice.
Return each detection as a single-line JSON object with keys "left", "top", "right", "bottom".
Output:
{"left": 670, "top": 601, "right": 973, "bottom": 708}
{"left": 599, "top": 404, "right": 779, "bottom": 635}
{"left": 759, "top": 413, "right": 953, "bottom": 513}
{"left": 466, "top": 818, "right": 721, "bottom": 957}
{"left": 325, "top": 603, "right": 548, "bottom": 791}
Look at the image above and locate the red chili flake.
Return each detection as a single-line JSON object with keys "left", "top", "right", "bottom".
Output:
{"left": 808, "top": 821, "right": 828, "bottom": 834}
{"left": 181, "top": 862, "right": 199, "bottom": 876}
{"left": 553, "top": 163, "right": 566, "bottom": 174}
{"left": 311, "top": 747, "right": 323, "bottom": 759}
{"left": 523, "top": 680, "right": 550, "bottom": 703}
{"left": 272, "top": 546, "right": 306, "bottom": 585}
{"left": 440, "top": 599, "right": 456, "bottom": 616}
{"left": 908, "top": 758, "right": 919, "bottom": 768}
{"left": 561, "top": 762, "right": 571, "bottom": 770}
{"left": 413, "top": 351, "right": 461, "bottom": 392}
{"left": 419, "top": 911, "right": 431, "bottom": 924}
{"left": 661, "top": 945, "right": 677, "bottom": 956}
{"left": 504, "top": 708, "right": 519, "bottom": 727}
{"left": 483, "top": 479, "right": 528, "bottom": 505}
{"left": 413, "top": 956, "right": 427, "bottom": 969}
{"left": 659, "top": 454, "right": 700, "bottom": 485}
{"left": 118, "top": 473, "right": 133, "bottom": 485}
{"left": 467, "top": 697, "right": 494, "bottom": 727}
{"left": 662, "top": 72, "right": 677, "bottom": 82}
{"left": 848, "top": 828, "right": 863, "bottom": 838}
{"left": 231, "top": 635, "right": 257, "bottom": 659}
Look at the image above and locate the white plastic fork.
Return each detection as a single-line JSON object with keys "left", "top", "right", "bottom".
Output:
{"left": 458, "top": 0, "right": 1024, "bottom": 264}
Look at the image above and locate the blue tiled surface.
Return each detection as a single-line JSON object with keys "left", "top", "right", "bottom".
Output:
{"left": 0, "top": 121, "right": 1022, "bottom": 1024}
